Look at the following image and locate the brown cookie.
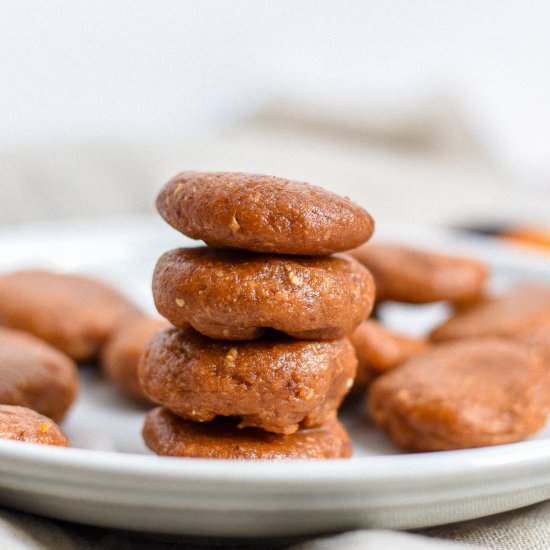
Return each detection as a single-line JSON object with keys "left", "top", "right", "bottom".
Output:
{"left": 0, "top": 405, "right": 69, "bottom": 447}
{"left": 349, "top": 243, "right": 488, "bottom": 304}
{"left": 0, "top": 328, "right": 78, "bottom": 422}
{"left": 516, "top": 324, "right": 550, "bottom": 367}
{"left": 368, "top": 339, "right": 550, "bottom": 451}
{"left": 0, "top": 270, "right": 141, "bottom": 360}
{"left": 431, "top": 284, "right": 550, "bottom": 342}
{"left": 139, "top": 327, "right": 357, "bottom": 435}
{"left": 350, "top": 320, "right": 427, "bottom": 391}
{"left": 143, "top": 407, "right": 352, "bottom": 460}
{"left": 156, "top": 171, "right": 374, "bottom": 255}
{"left": 153, "top": 248, "right": 375, "bottom": 341}
{"left": 101, "top": 317, "right": 169, "bottom": 402}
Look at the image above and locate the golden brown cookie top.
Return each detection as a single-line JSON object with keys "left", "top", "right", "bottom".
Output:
{"left": 431, "top": 284, "right": 550, "bottom": 342}
{"left": 143, "top": 407, "right": 352, "bottom": 460}
{"left": 368, "top": 338, "right": 550, "bottom": 451}
{"left": 0, "top": 270, "right": 141, "bottom": 360}
{"left": 350, "top": 243, "right": 488, "bottom": 304}
{"left": 0, "top": 405, "right": 69, "bottom": 447}
{"left": 0, "top": 328, "right": 78, "bottom": 422}
{"left": 157, "top": 171, "right": 374, "bottom": 255}
{"left": 153, "top": 247, "right": 375, "bottom": 340}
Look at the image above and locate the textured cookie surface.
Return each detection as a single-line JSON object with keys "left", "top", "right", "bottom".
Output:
{"left": 350, "top": 243, "right": 488, "bottom": 304}
{"left": 431, "top": 284, "right": 550, "bottom": 342}
{"left": 0, "top": 270, "right": 141, "bottom": 360}
{"left": 157, "top": 171, "right": 374, "bottom": 255}
{"left": 0, "top": 405, "right": 69, "bottom": 447}
{"left": 102, "top": 317, "right": 169, "bottom": 401}
{"left": 0, "top": 328, "right": 78, "bottom": 422}
{"left": 368, "top": 339, "right": 550, "bottom": 451}
{"left": 143, "top": 407, "right": 352, "bottom": 460}
{"left": 153, "top": 248, "right": 375, "bottom": 340}
{"left": 139, "top": 327, "right": 357, "bottom": 434}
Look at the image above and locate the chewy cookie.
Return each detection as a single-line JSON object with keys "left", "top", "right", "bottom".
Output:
{"left": 0, "top": 328, "right": 78, "bottom": 422}
{"left": 0, "top": 270, "right": 141, "bottom": 360}
{"left": 0, "top": 405, "right": 69, "bottom": 447}
{"left": 143, "top": 407, "right": 352, "bottom": 459}
{"left": 368, "top": 339, "right": 550, "bottom": 451}
{"left": 139, "top": 327, "right": 357, "bottom": 434}
{"left": 157, "top": 171, "right": 374, "bottom": 255}
{"left": 153, "top": 248, "right": 374, "bottom": 340}
{"left": 431, "top": 284, "right": 550, "bottom": 342}
{"left": 102, "top": 316, "right": 169, "bottom": 402}
{"left": 350, "top": 321, "right": 427, "bottom": 391}
{"left": 350, "top": 243, "right": 488, "bottom": 304}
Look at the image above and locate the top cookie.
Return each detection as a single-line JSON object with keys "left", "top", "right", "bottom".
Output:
{"left": 156, "top": 172, "right": 374, "bottom": 255}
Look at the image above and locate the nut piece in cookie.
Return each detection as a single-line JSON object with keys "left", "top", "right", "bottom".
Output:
{"left": 0, "top": 270, "right": 141, "bottom": 360}
{"left": 157, "top": 171, "right": 374, "bottom": 255}
{"left": 139, "top": 327, "right": 357, "bottom": 435}
{"left": 350, "top": 320, "right": 427, "bottom": 391}
{"left": 0, "top": 405, "right": 69, "bottom": 447}
{"left": 143, "top": 407, "right": 352, "bottom": 460}
{"left": 368, "top": 339, "right": 550, "bottom": 451}
{"left": 0, "top": 328, "right": 78, "bottom": 422}
{"left": 431, "top": 284, "right": 550, "bottom": 342}
{"left": 350, "top": 243, "right": 488, "bottom": 304}
{"left": 153, "top": 248, "right": 375, "bottom": 341}
{"left": 102, "top": 316, "right": 169, "bottom": 402}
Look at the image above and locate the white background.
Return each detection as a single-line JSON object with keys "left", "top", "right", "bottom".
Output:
{"left": 1, "top": 1, "right": 550, "bottom": 183}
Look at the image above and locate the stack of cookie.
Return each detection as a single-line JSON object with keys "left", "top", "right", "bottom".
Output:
{"left": 139, "top": 172, "right": 376, "bottom": 460}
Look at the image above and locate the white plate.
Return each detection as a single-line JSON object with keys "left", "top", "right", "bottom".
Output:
{"left": 0, "top": 216, "right": 550, "bottom": 537}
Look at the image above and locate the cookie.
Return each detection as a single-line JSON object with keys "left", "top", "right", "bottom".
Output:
{"left": 368, "top": 339, "right": 550, "bottom": 451}
{"left": 101, "top": 317, "right": 169, "bottom": 402}
{"left": 156, "top": 171, "right": 374, "bottom": 255}
{"left": 139, "top": 327, "right": 357, "bottom": 434}
{"left": 517, "top": 324, "right": 550, "bottom": 367}
{"left": 153, "top": 248, "right": 375, "bottom": 340}
{"left": 350, "top": 320, "right": 427, "bottom": 391}
{"left": 143, "top": 407, "right": 352, "bottom": 460}
{"left": 0, "top": 328, "right": 78, "bottom": 422}
{"left": 0, "top": 405, "right": 69, "bottom": 447}
{"left": 0, "top": 270, "right": 141, "bottom": 360}
{"left": 349, "top": 243, "right": 488, "bottom": 304}
{"left": 431, "top": 284, "right": 550, "bottom": 342}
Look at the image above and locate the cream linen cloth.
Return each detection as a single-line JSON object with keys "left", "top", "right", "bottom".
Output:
{"left": 1, "top": 98, "right": 549, "bottom": 549}
{"left": 4, "top": 502, "right": 550, "bottom": 549}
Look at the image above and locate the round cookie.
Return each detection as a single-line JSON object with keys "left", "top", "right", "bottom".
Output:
{"left": 156, "top": 171, "right": 374, "bottom": 255}
{"left": 349, "top": 243, "right": 488, "bottom": 304}
{"left": 101, "top": 316, "right": 169, "bottom": 402}
{"left": 153, "top": 248, "right": 375, "bottom": 341}
{"left": 0, "top": 328, "right": 78, "bottom": 422}
{"left": 143, "top": 407, "right": 352, "bottom": 460}
{"left": 0, "top": 270, "right": 141, "bottom": 360}
{"left": 139, "top": 327, "right": 357, "bottom": 435}
{"left": 431, "top": 284, "right": 550, "bottom": 342}
{"left": 350, "top": 320, "right": 427, "bottom": 391}
{"left": 368, "top": 339, "right": 550, "bottom": 451}
{"left": 0, "top": 405, "right": 69, "bottom": 447}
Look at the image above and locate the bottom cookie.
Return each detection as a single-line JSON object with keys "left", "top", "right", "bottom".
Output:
{"left": 0, "top": 405, "right": 69, "bottom": 447}
{"left": 143, "top": 407, "right": 352, "bottom": 460}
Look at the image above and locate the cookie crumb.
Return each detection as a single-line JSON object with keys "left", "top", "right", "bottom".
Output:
{"left": 229, "top": 215, "right": 240, "bottom": 232}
